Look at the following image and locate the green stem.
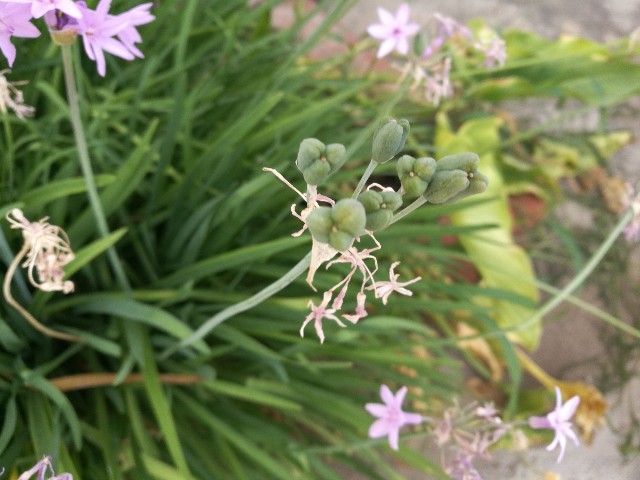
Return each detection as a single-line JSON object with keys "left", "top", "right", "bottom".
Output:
{"left": 390, "top": 196, "right": 427, "bottom": 225}
{"left": 61, "top": 45, "right": 130, "bottom": 292}
{"left": 163, "top": 252, "right": 312, "bottom": 357}
{"left": 351, "top": 159, "right": 377, "bottom": 198}
{"left": 509, "top": 208, "right": 634, "bottom": 335}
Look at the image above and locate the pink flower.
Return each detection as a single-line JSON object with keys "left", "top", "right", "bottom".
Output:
{"left": 621, "top": 182, "right": 640, "bottom": 242}
{"left": 74, "top": 0, "right": 153, "bottom": 76}
{"left": 528, "top": 386, "right": 580, "bottom": 463}
{"left": 0, "top": 2, "right": 41, "bottom": 66}
{"left": 365, "top": 384, "right": 423, "bottom": 450}
{"left": 367, "top": 261, "right": 421, "bottom": 305}
{"left": 367, "top": 3, "right": 420, "bottom": 58}
{"left": 475, "top": 36, "right": 507, "bottom": 68}
{"left": 300, "top": 291, "right": 346, "bottom": 343}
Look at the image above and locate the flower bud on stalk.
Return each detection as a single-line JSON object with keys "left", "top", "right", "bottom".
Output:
{"left": 307, "top": 199, "right": 366, "bottom": 251}
{"left": 295, "top": 138, "right": 347, "bottom": 186}
{"left": 358, "top": 190, "right": 403, "bottom": 231}
{"left": 422, "top": 152, "right": 488, "bottom": 204}
{"left": 371, "top": 118, "right": 410, "bottom": 163}
{"left": 396, "top": 155, "right": 437, "bottom": 198}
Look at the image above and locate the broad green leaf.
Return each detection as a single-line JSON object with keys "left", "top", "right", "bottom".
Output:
{"left": 435, "top": 113, "right": 541, "bottom": 349}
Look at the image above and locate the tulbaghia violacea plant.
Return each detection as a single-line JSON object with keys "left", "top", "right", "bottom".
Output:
{"left": 365, "top": 384, "right": 582, "bottom": 478}
{"left": 3, "top": 208, "right": 79, "bottom": 342}
{"left": 0, "top": 0, "right": 154, "bottom": 76}
{"left": 265, "top": 118, "right": 488, "bottom": 342}
{"left": 367, "top": 4, "right": 507, "bottom": 105}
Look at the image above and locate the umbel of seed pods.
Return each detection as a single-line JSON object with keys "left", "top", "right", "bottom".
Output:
{"left": 300, "top": 118, "right": 488, "bottom": 252}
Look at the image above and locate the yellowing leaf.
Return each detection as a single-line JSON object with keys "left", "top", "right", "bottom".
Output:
{"left": 435, "top": 113, "right": 541, "bottom": 349}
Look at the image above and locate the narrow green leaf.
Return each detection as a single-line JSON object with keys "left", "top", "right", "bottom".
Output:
{"left": 19, "top": 175, "right": 115, "bottom": 207}
{"left": 0, "top": 396, "right": 17, "bottom": 455}
{"left": 24, "top": 375, "right": 82, "bottom": 449}
{"left": 75, "top": 297, "right": 209, "bottom": 354}
{"left": 159, "top": 236, "right": 307, "bottom": 287}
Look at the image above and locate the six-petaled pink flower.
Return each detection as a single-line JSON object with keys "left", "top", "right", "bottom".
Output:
{"left": 368, "top": 261, "right": 421, "bottom": 305}
{"left": 528, "top": 386, "right": 580, "bottom": 463}
{"left": 300, "top": 291, "right": 346, "bottom": 343}
{"left": 367, "top": 3, "right": 420, "bottom": 58}
{"left": 365, "top": 384, "right": 424, "bottom": 450}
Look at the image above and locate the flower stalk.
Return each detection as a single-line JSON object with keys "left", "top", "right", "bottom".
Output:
{"left": 61, "top": 45, "right": 130, "bottom": 291}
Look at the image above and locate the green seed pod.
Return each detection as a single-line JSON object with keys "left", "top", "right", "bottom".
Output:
{"left": 358, "top": 190, "right": 403, "bottom": 231}
{"left": 435, "top": 152, "right": 480, "bottom": 174}
{"left": 332, "top": 199, "right": 366, "bottom": 237}
{"left": 306, "top": 207, "right": 333, "bottom": 244}
{"left": 306, "top": 199, "right": 366, "bottom": 251}
{"left": 397, "top": 155, "right": 437, "bottom": 198}
{"left": 423, "top": 170, "right": 470, "bottom": 204}
{"left": 328, "top": 231, "right": 355, "bottom": 252}
{"left": 444, "top": 171, "right": 490, "bottom": 204}
{"left": 372, "top": 118, "right": 410, "bottom": 164}
{"left": 295, "top": 139, "right": 347, "bottom": 186}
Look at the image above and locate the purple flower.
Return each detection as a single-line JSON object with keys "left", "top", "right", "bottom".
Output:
{"left": 367, "top": 3, "right": 420, "bottom": 58}
{"left": 528, "top": 386, "right": 580, "bottom": 463}
{"left": 0, "top": 2, "right": 41, "bottom": 66}
{"left": 365, "top": 384, "right": 424, "bottom": 450}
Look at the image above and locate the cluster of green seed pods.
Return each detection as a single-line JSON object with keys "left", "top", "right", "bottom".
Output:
{"left": 294, "top": 119, "right": 488, "bottom": 252}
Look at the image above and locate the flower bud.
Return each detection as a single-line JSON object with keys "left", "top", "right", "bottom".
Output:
{"left": 422, "top": 170, "right": 470, "bottom": 204}
{"left": 358, "top": 190, "right": 403, "bottom": 231}
{"left": 306, "top": 199, "right": 366, "bottom": 251}
{"left": 397, "top": 155, "right": 437, "bottom": 198}
{"left": 371, "top": 118, "right": 410, "bottom": 163}
{"left": 444, "top": 171, "right": 489, "bottom": 203}
{"left": 435, "top": 152, "right": 480, "bottom": 174}
{"left": 295, "top": 138, "right": 347, "bottom": 186}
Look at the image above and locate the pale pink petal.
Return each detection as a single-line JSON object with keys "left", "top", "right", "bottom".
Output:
{"left": 376, "top": 38, "right": 396, "bottom": 58}
{"left": 377, "top": 7, "right": 394, "bottom": 25}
